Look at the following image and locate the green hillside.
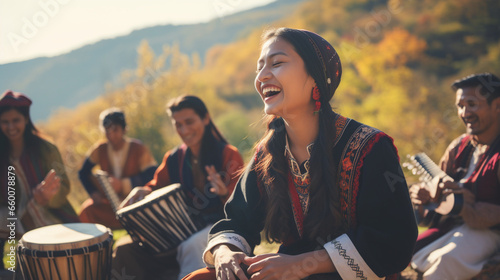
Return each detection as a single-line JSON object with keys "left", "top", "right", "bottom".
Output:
{"left": 0, "top": 0, "right": 303, "bottom": 121}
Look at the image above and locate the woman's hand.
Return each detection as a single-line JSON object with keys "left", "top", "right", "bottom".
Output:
{"left": 246, "top": 250, "right": 335, "bottom": 279}
{"left": 206, "top": 165, "right": 228, "bottom": 197}
{"left": 33, "top": 169, "right": 60, "bottom": 206}
{"left": 213, "top": 244, "right": 249, "bottom": 280}
{"left": 245, "top": 253, "right": 304, "bottom": 280}
{"left": 119, "top": 186, "right": 151, "bottom": 209}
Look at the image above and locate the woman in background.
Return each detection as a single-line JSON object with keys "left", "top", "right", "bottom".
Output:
{"left": 0, "top": 90, "right": 78, "bottom": 272}
{"left": 113, "top": 95, "right": 244, "bottom": 280}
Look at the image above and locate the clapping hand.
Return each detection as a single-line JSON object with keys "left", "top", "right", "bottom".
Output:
{"left": 206, "top": 165, "right": 228, "bottom": 196}
{"left": 33, "top": 169, "right": 60, "bottom": 205}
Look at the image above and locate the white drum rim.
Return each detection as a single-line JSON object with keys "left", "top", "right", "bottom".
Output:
{"left": 20, "top": 223, "right": 110, "bottom": 249}
{"left": 117, "top": 183, "right": 182, "bottom": 214}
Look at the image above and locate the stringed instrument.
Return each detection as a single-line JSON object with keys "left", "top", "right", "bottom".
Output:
{"left": 93, "top": 170, "right": 122, "bottom": 213}
{"left": 404, "top": 153, "right": 464, "bottom": 226}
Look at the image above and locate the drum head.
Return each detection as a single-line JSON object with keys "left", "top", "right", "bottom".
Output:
{"left": 20, "top": 223, "right": 110, "bottom": 251}
{"left": 117, "top": 183, "right": 182, "bottom": 214}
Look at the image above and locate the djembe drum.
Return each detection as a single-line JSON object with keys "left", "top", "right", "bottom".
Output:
{"left": 17, "top": 223, "right": 113, "bottom": 280}
{"left": 116, "top": 183, "right": 206, "bottom": 255}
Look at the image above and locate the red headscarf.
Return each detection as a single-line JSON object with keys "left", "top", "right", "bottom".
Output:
{"left": 0, "top": 90, "right": 32, "bottom": 108}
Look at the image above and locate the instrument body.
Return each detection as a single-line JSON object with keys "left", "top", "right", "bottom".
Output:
{"left": 17, "top": 223, "right": 113, "bottom": 280}
{"left": 405, "top": 153, "right": 464, "bottom": 226}
{"left": 116, "top": 183, "right": 207, "bottom": 255}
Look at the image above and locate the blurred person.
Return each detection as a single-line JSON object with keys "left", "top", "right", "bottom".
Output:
{"left": 78, "top": 107, "right": 157, "bottom": 229}
{"left": 410, "top": 73, "right": 500, "bottom": 280}
{"left": 0, "top": 90, "right": 78, "bottom": 273}
{"left": 112, "top": 95, "right": 244, "bottom": 280}
{"left": 184, "top": 27, "right": 417, "bottom": 280}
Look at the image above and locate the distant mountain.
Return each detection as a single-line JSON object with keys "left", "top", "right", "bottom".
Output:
{"left": 0, "top": 0, "right": 304, "bottom": 121}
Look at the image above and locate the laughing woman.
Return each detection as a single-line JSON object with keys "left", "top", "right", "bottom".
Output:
{"left": 184, "top": 28, "right": 417, "bottom": 280}
{"left": 0, "top": 90, "right": 78, "bottom": 273}
{"left": 112, "top": 95, "right": 245, "bottom": 280}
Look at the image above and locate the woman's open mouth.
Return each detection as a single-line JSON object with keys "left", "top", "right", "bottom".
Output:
{"left": 262, "top": 86, "right": 282, "bottom": 101}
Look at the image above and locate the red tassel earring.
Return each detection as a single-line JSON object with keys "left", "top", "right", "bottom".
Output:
{"left": 312, "top": 86, "right": 321, "bottom": 114}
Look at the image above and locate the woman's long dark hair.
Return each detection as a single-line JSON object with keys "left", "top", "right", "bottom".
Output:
{"left": 254, "top": 28, "right": 345, "bottom": 243}
{"left": 0, "top": 106, "right": 43, "bottom": 163}
{"left": 167, "top": 95, "right": 228, "bottom": 174}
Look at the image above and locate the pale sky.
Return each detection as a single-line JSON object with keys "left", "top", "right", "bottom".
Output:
{"left": 0, "top": 0, "right": 275, "bottom": 65}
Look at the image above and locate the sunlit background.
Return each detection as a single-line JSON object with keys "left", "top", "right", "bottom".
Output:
{"left": 0, "top": 0, "right": 274, "bottom": 63}
{"left": 1, "top": 0, "right": 499, "bottom": 216}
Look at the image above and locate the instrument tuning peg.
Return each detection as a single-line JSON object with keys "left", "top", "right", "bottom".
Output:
{"left": 402, "top": 162, "right": 412, "bottom": 169}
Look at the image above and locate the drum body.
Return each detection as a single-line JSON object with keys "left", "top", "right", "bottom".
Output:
{"left": 17, "top": 223, "right": 113, "bottom": 280}
{"left": 116, "top": 183, "right": 207, "bottom": 255}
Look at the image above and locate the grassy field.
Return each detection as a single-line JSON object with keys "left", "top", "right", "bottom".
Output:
{"left": 2, "top": 239, "right": 16, "bottom": 271}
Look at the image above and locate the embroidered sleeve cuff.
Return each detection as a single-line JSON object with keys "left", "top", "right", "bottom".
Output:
{"left": 203, "top": 233, "right": 252, "bottom": 267}
{"left": 323, "top": 233, "right": 382, "bottom": 280}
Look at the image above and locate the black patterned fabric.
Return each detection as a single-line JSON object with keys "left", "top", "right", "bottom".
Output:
{"left": 208, "top": 115, "right": 418, "bottom": 278}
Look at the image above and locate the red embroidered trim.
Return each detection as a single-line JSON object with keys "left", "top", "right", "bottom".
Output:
{"left": 288, "top": 172, "right": 304, "bottom": 237}
{"left": 334, "top": 115, "right": 348, "bottom": 144}
{"left": 338, "top": 124, "right": 385, "bottom": 228}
